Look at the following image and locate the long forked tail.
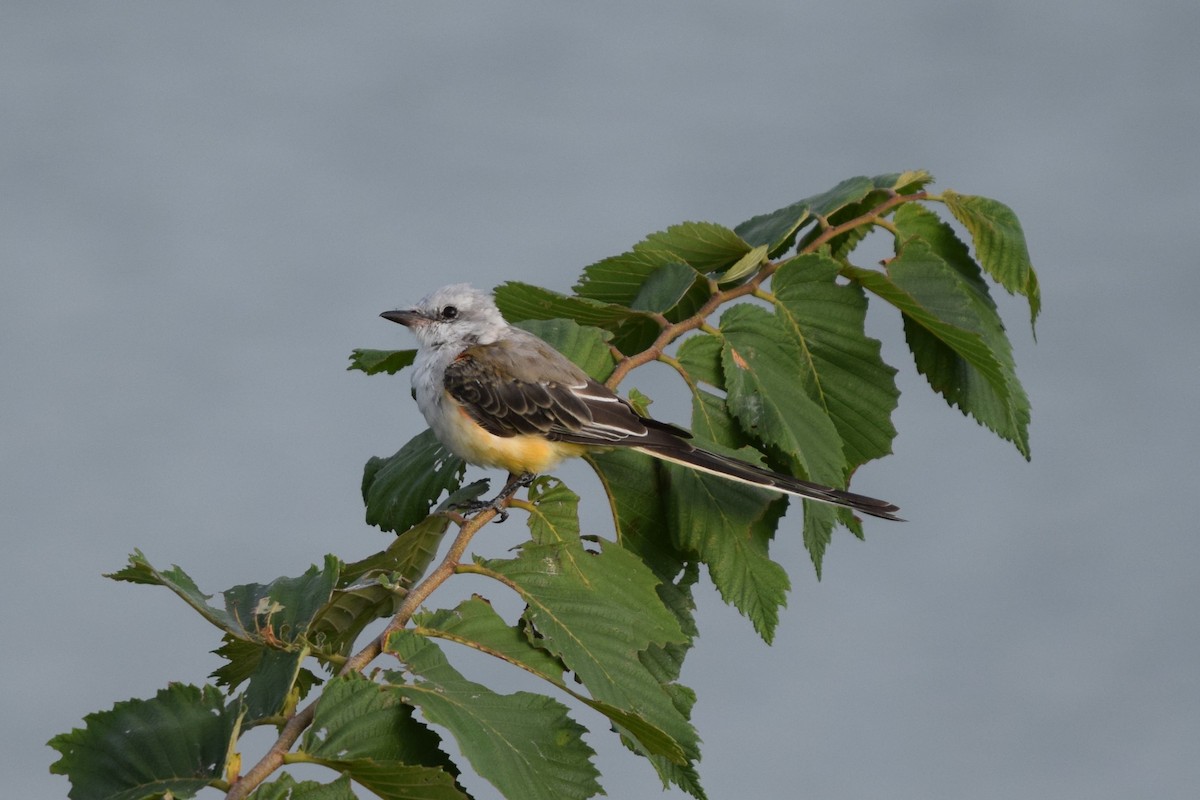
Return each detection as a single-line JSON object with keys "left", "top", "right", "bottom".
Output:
{"left": 633, "top": 443, "right": 903, "bottom": 521}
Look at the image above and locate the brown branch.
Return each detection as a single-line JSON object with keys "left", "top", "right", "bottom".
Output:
{"left": 224, "top": 492, "right": 506, "bottom": 799}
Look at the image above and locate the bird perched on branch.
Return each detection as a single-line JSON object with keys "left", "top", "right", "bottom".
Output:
{"left": 382, "top": 284, "right": 901, "bottom": 521}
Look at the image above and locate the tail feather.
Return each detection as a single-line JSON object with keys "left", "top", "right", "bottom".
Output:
{"left": 634, "top": 443, "right": 903, "bottom": 522}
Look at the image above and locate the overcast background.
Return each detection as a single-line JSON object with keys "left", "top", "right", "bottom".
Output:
{"left": 5, "top": 3, "right": 1198, "bottom": 799}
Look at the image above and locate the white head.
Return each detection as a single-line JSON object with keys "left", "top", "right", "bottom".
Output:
{"left": 381, "top": 283, "right": 508, "bottom": 349}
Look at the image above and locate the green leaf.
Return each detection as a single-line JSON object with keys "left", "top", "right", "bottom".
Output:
{"left": 49, "top": 684, "right": 241, "bottom": 800}
{"left": 112, "top": 553, "right": 337, "bottom": 720}
{"left": 520, "top": 478, "right": 583, "bottom": 546}
{"left": 675, "top": 332, "right": 725, "bottom": 389}
{"left": 300, "top": 674, "right": 465, "bottom": 800}
{"left": 363, "top": 430, "right": 465, "bottom": 535}
{"left": 629, "top": 262, "right": 705, "bottom": 313}
{"left": 107, "top": 552, "right": 337, "bottom": 646}
{"left": 211, "top": 643, "right": 314, "bottom": 722}
{"left": 845, "top": 234, "right": 1031, "bottom": 458}
{"left": 413, "top": 598, "right": 687, "bottom": 764}
{"left": 732, "top": 174, "right": 874, "bottom": 256}
{"left": 348, "top": 349, "right": 417, "bottom": 376}
{"left": 413, "top": 598, "right": 569, "bottom": 680}
{"left": 574, "top": 245, "right": 688, "bottom": 305}
{"left": 798, "top": 171, "right": 935, "bottom": 259}
{"left": 736, "top": 171, "right": 933, "bottom": 259}
{"left": 638, "top": 221, "right": 753, "bottom": 273}
{"left": 386, "top": 633, "right": 602, "bottom": 800}
{"left": 587, "top": 448, "right": 686, "bottom": 580}
{"left": 222, "top": 556, "right": 341, "bottom": 645}
{"left": 662, "top": 458, "right": 791, "bottom": 641}
{"left": 718, "top": 242, "right": 769, "bottom": 284}
{"left": 475, "top": 537, "right": 699, "bottom": 766}
{"left": 800, "top": 499, "right": 844, "bottom": 580}
{"left": 718, "top": 304, "right": 847, "bottom": 483}
{"left": 107, "top": 552, "right": 246, "bottom": 634}
{"left": 769, "top": 254, "right": 899, "bottom": 469}
{"left": 249, "top": 774, "right": 358, "bottom": 800}
{"left": 241, "top": 648, "right": 310, "bottom": 720}
{"left": 734, "top": 198, "right": 813, "bottom": 258}
{"left": 688, "top": 386, "right": 750, "bottom": 449}
{"left": 308, "top": 514, "right": 451, "bottom": 657}
{"left": 493, "top": 281, "right": 661, "bottom": 354}
{"left": 942, "top": 190, "right": 1041, "bottom": 329}
{"left": 514, "top": 318, "right": 615, "bottom": 382}
{"left": 625, "top": 386, "right": 654, "bottom": 416}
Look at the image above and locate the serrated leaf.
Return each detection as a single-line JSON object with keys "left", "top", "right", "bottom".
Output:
{"left": 413, "top": 598, "right": 569, "bottom": 680}
{"left": 474, "top": 537, "right": 698, "bottom": 765}
{"left": 308, "top": 514, "right": 451, "bottom": 657}
{"left": 736, "top": 171, "right": 933, "bottom": 261}
{"left": 108, "top": 552, "right": 338, "bottom": 647}
{"left": 49, "top": 684, "right": 241, "bottom": 800}
{"left": 574, "top": 244, "right": 686, "bottom": 305}
{"left": 300, "top": 674, "right": 465, "bottom": 800}
{"left": 223, "top": 556, "right": 341, "bottom": 645}
{"left": 800, "top": 497, "right": 843, "bottom": 579}
{"left": 211, "top": 637, "right": 322, "bottom": 719}
{"left": 348, "top": 349, "right": 417, "bottom": 376}
{"left": 718, "top": 304, "right": 847, "bottom": 484}
{"left": 625, "top": 386, "right": 654, "bottom": 416}
{"left": 889, "top": 169, "right": 935, "bottom": 194}
{"left": 734, "top": 198, "right": 813, "bottom": 258}
{"left": 493, "top": 281, "right": 661, "bottom": 354}
{"left": 662, "top": 457, "right": 791, "bottom": 641}
{"left": 107, "top": 551, "right": 246, "bottom": 634}
{"left": 718, "top": 242, "right": 769, "bottom": 284}
{"left": 571, "top": 235, "right": 714, "bottom": 328}
{"left": 413, "top": 598, "right": 686, "bottom": 764}
{"left": 230, "top": 646, "right": 311, "bottom": 722}
{"left": 386, "top": 633, "right": 602, "bottom": 800}
{"left": 638, "top": 221, "right": 752, "bottom": 273}
{"left": 675, "top": 332, "right": 725, "bottom": 389}
{"left": 514, "top": 318, "right": 615, "bottom": 382}
{"left": 845, "top": 235, "right": 1031, "bottom": 458}
{"left": 735, "top": 172, "right": 930, "bottom": 259}
{"left": 363, "top": 430, "right": 465, "bottom": 535}
{"left": 629, "top": 262, "right": 704, "bottom": 313}
{"left": 796, "top": 172, "right": 934, "bottom": 259}
{"left": 942, "top": 190, "right": 1041, "bottom": 329}
{"left": 688, "top": 387, "right": 749, "bottom": 450}
{"left": 769, "top": 254, "right": 899, "bottom": 468}
{"left": 249, "top": 773, "right": 358, "bottom": 800}
{"left": 587, "top": 448, "right": 686, "bottom": 580}
{"left": 520, "top": 478, "right": 582, "bottom": 546}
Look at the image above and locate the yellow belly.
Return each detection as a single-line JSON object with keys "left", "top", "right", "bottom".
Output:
{"left": 440, "top": 404, "right": 588, "bottom": 474}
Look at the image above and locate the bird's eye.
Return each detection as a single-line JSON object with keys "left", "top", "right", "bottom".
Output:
{"left": 441, "top": 305, "right": 458, "bottom": 320}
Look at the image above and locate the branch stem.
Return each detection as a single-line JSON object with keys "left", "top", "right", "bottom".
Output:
{"left": 224, "top": 491, "right": 505, "bottom": 799}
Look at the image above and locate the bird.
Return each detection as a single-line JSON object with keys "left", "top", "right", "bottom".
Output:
{"left": 381, "top": 283, "right": 901, "bottom": 521}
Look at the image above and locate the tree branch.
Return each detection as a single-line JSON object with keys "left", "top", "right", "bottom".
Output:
{"left": 224, "top": 492, "right": 506, "bottom": 799}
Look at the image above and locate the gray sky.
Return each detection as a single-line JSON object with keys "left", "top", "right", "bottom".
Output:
{"left": 5, "top": 3, "right": 1198, "bottom": 798}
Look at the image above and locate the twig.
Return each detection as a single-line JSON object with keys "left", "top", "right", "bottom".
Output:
{"left": 224, "top": 493, "right": 506, "bottom": 799}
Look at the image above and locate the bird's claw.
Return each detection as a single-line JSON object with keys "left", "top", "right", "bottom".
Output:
{"left": 448, "top": 473, "right": 534, "bottom": 523}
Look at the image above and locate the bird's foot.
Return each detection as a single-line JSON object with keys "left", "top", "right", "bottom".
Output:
{"left": 450, "top": 473, "right": 535, "bottom": 523}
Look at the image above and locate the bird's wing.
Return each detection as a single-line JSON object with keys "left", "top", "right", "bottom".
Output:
{"left": 443, "top": 334, "right": 685, "bottom": 446}
{"left": 443, "top": 333, "right": 902, "bottom": 520}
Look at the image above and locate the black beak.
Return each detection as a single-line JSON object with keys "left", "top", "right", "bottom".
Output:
{"left": 380, "top": 309, "right": 422, "bottom": 326}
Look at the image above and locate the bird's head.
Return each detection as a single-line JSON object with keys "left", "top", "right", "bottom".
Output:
{"left": 381, "top": 283, "right": 508, "bottom": 348}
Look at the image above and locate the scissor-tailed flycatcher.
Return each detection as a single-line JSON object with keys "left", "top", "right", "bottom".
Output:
{"left": 382, "top": 284, "right": 901, "bottom": 521}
